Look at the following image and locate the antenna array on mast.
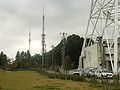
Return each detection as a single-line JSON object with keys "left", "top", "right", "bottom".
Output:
{"left": 41, "top": 0, "right": 46, "bottom": 70}
{"left": 29, "top": 24, "right": 31, "bottom": 53}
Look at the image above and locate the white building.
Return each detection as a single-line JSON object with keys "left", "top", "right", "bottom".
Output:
{"left": 79, "top": 37, "right": 120, "bottom": 72}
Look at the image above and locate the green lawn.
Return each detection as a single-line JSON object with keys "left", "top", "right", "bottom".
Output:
{"left": 0, "top": 71, "right": 100, "bottom": 90}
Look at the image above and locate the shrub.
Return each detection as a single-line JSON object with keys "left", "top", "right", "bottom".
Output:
{"left": 56, "top": 74, "right": 65, "bottom": 80}
{"left": 37, "top": 70, "right": 85, "bottom": 82}
{"left": 67, "top": 75, "right": 85, "bottom": 82}
{"left": 89, "top": 77, "right": 98, "bottom": 83}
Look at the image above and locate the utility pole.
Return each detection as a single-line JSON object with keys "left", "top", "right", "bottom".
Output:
{"left": 29, "top": 24, "right": 31, "bottom": 53}
{"left": 41, "top": 0, "right": 46, "bottom": 71}
{"left": 51, "top": 45, "right": 54, "bottom": 70}
{"left": 60, "top": 32, "right": 67, "bottom": 79}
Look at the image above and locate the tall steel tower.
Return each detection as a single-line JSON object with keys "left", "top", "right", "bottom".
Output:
{"left": 41, "top": 0, "right": 46, "bottom": 70}
{"left": 79, "top": 0, "right": 120, "bottom": 74}
{"left": 29, "top": 24, "right": 31, "bottom": 53}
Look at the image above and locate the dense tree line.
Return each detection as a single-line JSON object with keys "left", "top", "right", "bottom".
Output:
{"left": 15, "top": 50, "right": 31, "bottom": 69}
{"left": 10, "top": 34, "right": 84, "bottom": 70}
{"left": 45, "top": 34, "right": 84, "bottom": 70}
{"left": 12, "top": 50, "right": 42, "bottom": 69}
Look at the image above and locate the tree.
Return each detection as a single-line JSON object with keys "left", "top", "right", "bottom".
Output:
{"left": 16, "top": 51, "right": 20, "bottom": 61}
{"left": 0, "top": 51, "right": 9, "bottom": 70}
{"left": 15, "top": 51, "right": 23, "bottom": 69}
{"left": 65, "top": 34, "right": 84, "bottom": 69}
{"left": 31, "top": 54, "right": 42, "bottom": 68}
{"left": 64, "top": 55, "right": 74, "bottom": 70}
{"left": 26, "top": 50, "right": 31, "bottom": 59}
{"left": 15, "top": 51, "right": 42, "bottom": 69}
{"left": 10, "top": 61, "right": 18, "bottom": 71}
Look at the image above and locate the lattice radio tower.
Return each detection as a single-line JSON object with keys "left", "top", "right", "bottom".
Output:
{"left": 79, "top": 0, "right": 120, "bottom": 74}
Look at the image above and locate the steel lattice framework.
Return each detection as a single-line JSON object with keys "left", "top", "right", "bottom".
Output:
{"left": 79, "top": 0, "right": 120, "bottom": 74}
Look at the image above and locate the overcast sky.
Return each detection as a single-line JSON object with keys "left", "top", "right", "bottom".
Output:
{"left": 0, "top": 0, "right": 90, "bottom": 58}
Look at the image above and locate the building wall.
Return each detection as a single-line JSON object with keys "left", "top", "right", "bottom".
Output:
{"left": 80, "top": 38, "right": 120, "bottom": 72}
{"left": 83, "top": 44, "right": 100, "bottom": 69}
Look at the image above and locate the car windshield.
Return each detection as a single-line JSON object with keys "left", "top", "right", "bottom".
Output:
{"left": 102, "top": 70, "right": 107, "bottom": 73}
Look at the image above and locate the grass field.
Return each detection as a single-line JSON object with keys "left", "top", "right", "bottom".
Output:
{"left": 0, "top": 71, "right": 101, "bottom": 90}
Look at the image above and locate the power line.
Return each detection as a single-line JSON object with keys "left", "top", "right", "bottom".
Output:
{"left": 51, "top": 35, "right": 62, "bottom": 47}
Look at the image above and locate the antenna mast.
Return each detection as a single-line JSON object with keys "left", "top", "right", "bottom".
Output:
{"left": 41, "top": 0, "right": 46, "bottom": 70}
{"left": 29, "top": 24, "right": 31, "bottom": 53}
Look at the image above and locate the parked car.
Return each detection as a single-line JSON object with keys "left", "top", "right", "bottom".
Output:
{"left": 83, "top": 69, "right": 90, "bottom": 77}
{"left": 82, "top": 67, "right": 97, "bottom": 77}
{"left": 89, "top": 70, "right": 95, "bottom": 77}
{"left": 95, "top": 69, "right": 113, "bottom": 78}
{"left": 72, "top": 69, "right": 82, "bottom": 76}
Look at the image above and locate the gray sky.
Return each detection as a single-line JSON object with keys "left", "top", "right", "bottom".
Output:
{"left": 0, "top": 0, "right": 90, "bottom": 58}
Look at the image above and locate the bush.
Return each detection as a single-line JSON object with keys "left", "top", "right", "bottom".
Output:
{"left": 48, "top": 73, "right": 56, "bottom": 78}
{"left": 89, "top": 77, "right": 98, "bottom": 83}
{"left": 56, "top": 74, "right": 65, "bottom": 80}
{"left": 67, "top": 75, "right": 85, "bottom": 82}
{"left": 37, "top": 70, "right": 85, "bottom": 82}
{"left": 56, "top": 74, "right": 85, "bottom": 82}
{"left": 113, "top": 75, "right": 119, "bottom": 86}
